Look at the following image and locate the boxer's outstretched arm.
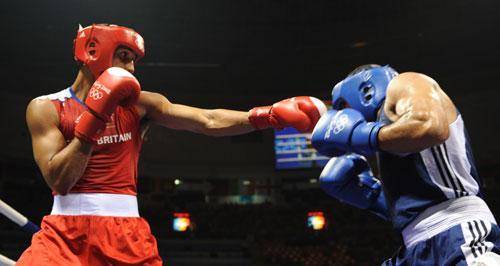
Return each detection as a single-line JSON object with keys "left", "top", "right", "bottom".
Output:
{"left": 137, "top": 91, "right": 255, "bottom": 136}
{"left": 26, "top": 99, "right": 93, "bottom": 195}
{"left": 378, "top": 72, "right": 456, "bottom": 153}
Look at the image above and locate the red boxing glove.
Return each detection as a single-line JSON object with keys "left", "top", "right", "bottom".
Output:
{"left": 249, "top": 96, "right": 327, "bottom": 132}
{"left": 74, "top": 67, "right": 141, "bottom": 143}
{"left": 85, "top": 67, "right": 141, "bottom": 121}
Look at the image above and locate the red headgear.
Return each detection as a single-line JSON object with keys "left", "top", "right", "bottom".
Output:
{"left": 73, "top": 24, "right": 145, "bottom": 78}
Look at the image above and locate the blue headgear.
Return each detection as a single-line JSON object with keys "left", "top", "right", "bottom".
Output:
{"left": 331, "top": 65, "right": 398, "bottom": 121}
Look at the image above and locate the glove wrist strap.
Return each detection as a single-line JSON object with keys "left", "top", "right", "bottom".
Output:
{"left": 351, "top": 122, "right": 383, "bottom": 156}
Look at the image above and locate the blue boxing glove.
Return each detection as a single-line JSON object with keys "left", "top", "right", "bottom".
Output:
{"left": 311, "top": 108, "right": 383, "bottom": 156}
{"left": 319, "top": 153, "right": 389, "bottom": 220}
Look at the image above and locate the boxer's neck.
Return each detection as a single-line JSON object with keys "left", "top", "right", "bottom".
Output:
{"left": 71, "top": 68, "right": 94, "bottom": 102}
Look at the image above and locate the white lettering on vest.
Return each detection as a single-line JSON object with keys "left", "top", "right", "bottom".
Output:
{"left": 96, "top": 132, "right": 132, "bottom": 145}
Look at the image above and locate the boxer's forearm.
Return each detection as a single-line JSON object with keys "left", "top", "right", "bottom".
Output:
{"left": 140, "top": 92, "right": 254, "bottom": 136}
{"left": 378, "top": 112, "right": 448, "bottom": 153}
{"left": 45, "top": 138, "right": 93, "bottom": 195}
{"left": 195, "top": 109, "right": 255, "bottom": 136}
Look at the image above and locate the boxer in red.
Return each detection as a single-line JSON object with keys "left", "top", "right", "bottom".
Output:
{"left": 17, "top": 24, "right": 327, "bottom": 265}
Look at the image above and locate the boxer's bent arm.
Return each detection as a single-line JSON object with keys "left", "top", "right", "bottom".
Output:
{"left": 136, "top": 91, "right": 255, "bottom": 136}
{"left": 26, "top": 99, "right": 93, "bottom": 195}
{"left": 378, "top": 72, "right": 455, "bottom": 153}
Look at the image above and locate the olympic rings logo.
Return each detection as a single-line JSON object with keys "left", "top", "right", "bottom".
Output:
{"left": 88, "top": 81, "right": 111, "bottom": 101}
{"left": 332, "top": 114, "right": 349, "bottom": 134}
{"left": 89, "top": 87, "right": 103, "bottom": 100}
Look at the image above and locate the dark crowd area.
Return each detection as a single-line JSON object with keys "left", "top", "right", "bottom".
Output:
{"left": 1, "top": 163, "right": 500, "bottom": 265}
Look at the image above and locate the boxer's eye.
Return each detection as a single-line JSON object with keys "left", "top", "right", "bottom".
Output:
{"left": 118, "top": 50, "right": 136, "bottom": 62}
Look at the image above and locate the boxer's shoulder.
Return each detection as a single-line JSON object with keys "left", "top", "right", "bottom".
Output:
{"left": 27, "top": 94, "right": 60, "bottom": 130}
{"left": 34, "top": 87, "right": 72, "bottom": 102}
{"left": 385, "top": 72, "right": 456, "bottom": 122}
{"left": 27, "top": 96, "right": 55, "bottom": 114}
{"left": 29, "top": 89, "right": 70, "bottom": 115}
{"left": 386, "top": 72, "right": 441, "bottom": 98}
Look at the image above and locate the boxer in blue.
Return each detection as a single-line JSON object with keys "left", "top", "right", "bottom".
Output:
{"left": 312, "top": 64, "right": 500, "bottom": 265}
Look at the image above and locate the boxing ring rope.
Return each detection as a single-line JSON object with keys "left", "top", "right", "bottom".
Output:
{"left": 0, "top": 199, "right": 40, "bottom": 234}
{"left": 0, "top": 254, "right": 15, "bottom": 266}
{"left": 0, "top": 198, "right": 41, "bottom": 266}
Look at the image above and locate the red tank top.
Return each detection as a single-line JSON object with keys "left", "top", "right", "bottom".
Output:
{"left": 42, "top": 87, "right": 142, "bottom": 195}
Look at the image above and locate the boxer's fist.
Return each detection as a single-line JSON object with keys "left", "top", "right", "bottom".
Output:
{"left": 74, "top": 67, "right": 141, "bottom": 143}
{"left": 319, "top": 153, "right": 388, "bottom": 220}
{"left": 85, "top": 67, "right": 141, "bottom": 122}
{"left": 249, "top": 96, "right": 327, "bottom": 132}
{"left": 74, "top": 111, "right": 106, "bottom": 144}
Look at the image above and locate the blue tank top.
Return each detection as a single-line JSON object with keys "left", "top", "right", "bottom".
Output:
{"left": 377, "top": 109, "right": 483, "bottom": 232}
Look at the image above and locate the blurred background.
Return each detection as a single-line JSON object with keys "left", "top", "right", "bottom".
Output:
{"left": 1, "top": 0, "right": 499, "bottom": 265}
